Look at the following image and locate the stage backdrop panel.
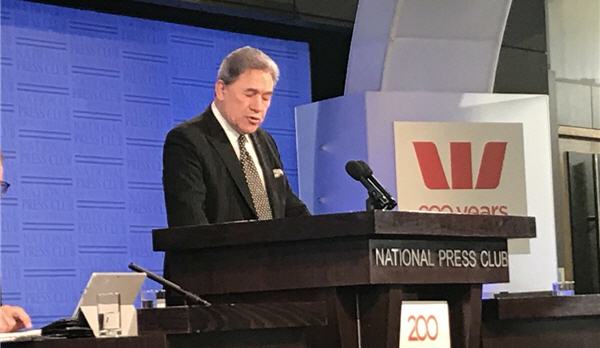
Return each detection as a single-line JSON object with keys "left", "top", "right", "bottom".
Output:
{"left": 0, "top": 0, "right": 310, "bottom": 326}
{"left": 296, "top": 92, "right": 557, "bottom": 294}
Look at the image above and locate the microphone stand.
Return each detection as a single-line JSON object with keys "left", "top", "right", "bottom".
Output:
{"left": 366, "top": 197, "right": 377, "bottom": 211}
{"left": 128, "top": 262, "right": 211, "bottom": 307}
{"left": 364, "top": 189, "right": 397, "bottom": 211}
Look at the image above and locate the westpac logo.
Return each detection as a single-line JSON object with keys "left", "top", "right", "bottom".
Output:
{"left": 412, "top": 141, "right": 507, "bottom": 190}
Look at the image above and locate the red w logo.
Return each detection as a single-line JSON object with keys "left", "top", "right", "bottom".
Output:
{"left": 412, "top": 142, "right": 507, "bottom": 190}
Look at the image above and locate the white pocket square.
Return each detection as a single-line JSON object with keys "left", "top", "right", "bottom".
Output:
{"left": 273, "top": 168, "right": 284, "bottom": 178}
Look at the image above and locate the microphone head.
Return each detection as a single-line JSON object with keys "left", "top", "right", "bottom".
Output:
{"left": 357, "top": 160, "right": 373, "bottom": 177}
{"left": 345, "top": 160, "right": 372, "bottom": 180}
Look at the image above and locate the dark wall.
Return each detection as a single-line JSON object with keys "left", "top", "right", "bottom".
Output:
{"left": 34, "top": 0, "right": 548, "bottom": 98}
{"left": 140, "top": 0, "right": 357, "bottom": 26}
{"left": 494, "top": 0, "right": 548, "bottom": 94}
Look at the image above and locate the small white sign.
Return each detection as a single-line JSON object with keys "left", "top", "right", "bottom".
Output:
{"left": 399, "top": 301, "right": 450, "bottom": 348}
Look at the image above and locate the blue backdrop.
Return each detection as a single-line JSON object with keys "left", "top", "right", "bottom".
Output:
{"left": 0, "top": 0, "right": 311, "bottom": 326}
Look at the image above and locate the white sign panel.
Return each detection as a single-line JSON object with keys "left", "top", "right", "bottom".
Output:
{"left": 399, "top": 301, "right": 450, "bottom": 348}
{"left": 394, "top": 122, "right": 527, "bottom": 216}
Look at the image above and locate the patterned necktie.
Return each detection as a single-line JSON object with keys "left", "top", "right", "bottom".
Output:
{"left": 238, "top": 135, "right": 273, "bottom": 220}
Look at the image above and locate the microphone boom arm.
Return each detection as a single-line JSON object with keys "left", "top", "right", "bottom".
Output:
{"left": 128, "top": 262, "right": 211, "bottom": 307}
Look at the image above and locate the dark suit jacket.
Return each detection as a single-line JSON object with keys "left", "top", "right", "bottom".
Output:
{"left": 162, "top": 106, "right": 310, "bottom": 228}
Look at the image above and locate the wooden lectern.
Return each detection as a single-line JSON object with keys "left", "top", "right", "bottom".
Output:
{"left": 153, "top": 211, "right": 535, "bottom": 348}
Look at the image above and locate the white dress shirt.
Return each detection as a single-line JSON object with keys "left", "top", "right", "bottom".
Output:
{"left": 211, "top": 102, "right": 267, "bottom": 189}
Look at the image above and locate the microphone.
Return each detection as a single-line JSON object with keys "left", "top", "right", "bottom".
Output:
{"left": 128, "top": 262, "right": 211, "bottom": 307}
{"left": 345, "top": 160, "right": 397, "bottom": 211}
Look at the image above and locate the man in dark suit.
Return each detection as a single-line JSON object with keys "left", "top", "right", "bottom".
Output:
{"left": 162, "top": 46, "right": 310, "bottom": 228}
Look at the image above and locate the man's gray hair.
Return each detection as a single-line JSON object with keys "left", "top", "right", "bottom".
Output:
{"left": 217, "top": 46, "right": 280, "bottom": 85}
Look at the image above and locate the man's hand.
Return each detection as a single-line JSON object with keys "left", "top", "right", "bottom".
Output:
{"left": 0, "top": 305, "right": 32, "bottom": 333}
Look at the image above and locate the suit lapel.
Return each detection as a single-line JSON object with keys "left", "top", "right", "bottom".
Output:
{"left": 251, "top": 132, "right": 280, "bottom": 219}
{"left": 203, "top": 109, "right": 256, "bottom": 217}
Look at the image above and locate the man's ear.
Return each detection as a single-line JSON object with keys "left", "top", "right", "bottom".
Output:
{"left": 215, "top": 80, "right": 226, "bottom": 101}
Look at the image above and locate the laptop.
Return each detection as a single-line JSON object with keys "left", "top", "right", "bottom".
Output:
{"left": 73, "top": 272, "right": 145, "bottom": 337}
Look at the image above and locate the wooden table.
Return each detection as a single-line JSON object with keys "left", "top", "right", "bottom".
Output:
{"left": 481, "top": 294, "right": 600, "bottom": 348}
{"left": 4, "top": 302, "right": 327, "bottom": 348}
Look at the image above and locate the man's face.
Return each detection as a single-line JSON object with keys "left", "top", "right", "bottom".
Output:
{"left": 214, "top": 69, "right": 274, "bottom": 135}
